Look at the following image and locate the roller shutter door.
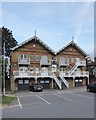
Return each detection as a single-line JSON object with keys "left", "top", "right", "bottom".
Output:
{"left": 18, "top": 80, "right": 29, "bottom": 90}
{"left": 40, "top": 80, "right": 50, "bottom": 89}
{"left": 75, "top": 79, "right": 82, "bottom": 87}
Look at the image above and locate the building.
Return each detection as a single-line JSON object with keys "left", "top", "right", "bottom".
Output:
{"left": 10, "top": 35, "right": 89, "bottom": 91}
{"left": 0, "top": 28, "right": 2, "bottom": 56}
{"left": 87, "top": 57, "right": 96, "bottom": 83}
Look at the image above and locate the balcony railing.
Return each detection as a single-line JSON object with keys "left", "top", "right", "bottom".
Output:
{"left": 60, "top": 71, "right": 89, "bottom": 77}
{"left": 18, "top": 58, "right": 30, "bottom": 65}
{"left": 77, "top": 60, "right": 86, "bottom": 66}
{"left": 13, "top": 71, "right": 53, "bottom": 78}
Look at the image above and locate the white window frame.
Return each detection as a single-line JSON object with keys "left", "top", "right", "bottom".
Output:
{"left": 18, "top": 80, "right": 23, "bottom": 84}
{"left": 24, "top": 80, "right": 29, "bottom": 84}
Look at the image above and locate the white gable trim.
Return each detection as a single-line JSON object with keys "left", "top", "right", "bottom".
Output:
{"left": 57, "top": 40, "right": 89, "bottom": 57}
{"left": 11, "top": 36, "right": 56, "bottom": 55}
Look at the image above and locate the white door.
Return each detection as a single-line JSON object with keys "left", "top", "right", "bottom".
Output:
{"left": 19, "top": 67, "right": 28, "bottom": 76}
{"left": 41, "top": 67, "right": 48, "bottom": 76}
{"left": 52, "top": 65, "right": 57, "bottom": 72}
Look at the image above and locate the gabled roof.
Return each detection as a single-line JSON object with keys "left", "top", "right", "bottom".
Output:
{"left": 57, "top": 40, "right": 89, "bottom": 57}
{"left": 11, "top": 35, "right": 56, "bottom": 55}
{"left": 11, "top": 35, "right": 90, "bottom": 58}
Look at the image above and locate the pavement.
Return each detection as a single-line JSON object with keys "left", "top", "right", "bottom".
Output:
{"left": 1, "top": 87, "right": 95, "bottom": 118}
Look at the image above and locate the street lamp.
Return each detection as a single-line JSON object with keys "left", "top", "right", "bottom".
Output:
{"left": 93, "top": 67, "right": 96, "bottom": 82}
{"left": 3, "top": 41, "right": 5, "bottom": 96}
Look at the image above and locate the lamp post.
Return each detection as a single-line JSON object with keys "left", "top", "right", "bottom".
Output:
{"left": 93, "top": 67, "right": 96, "bottom": 82}
{"left": 3, "top": 41, "right": 5, "bottom": 96}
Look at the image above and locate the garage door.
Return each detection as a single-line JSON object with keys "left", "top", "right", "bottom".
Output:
{"left": 40, "top": 80, "right": 50, "bottom": 89}
{"left": 75, "top": 79, "right": 82, "bottom": 87}
{"left": 18, "top": 80, "right": 29, "bottom": 90}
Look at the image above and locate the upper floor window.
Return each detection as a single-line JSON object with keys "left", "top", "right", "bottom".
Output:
{"left": 72, "top": 58, "right": 74, "bottom": 63}
{"left": 20, "top": 54, "right": 27, "bottom": 59}
{"left": 30, "top": 54, "right": 41, "bottom": 61}
{"left": 60, "top": 57, "right": 65, "bottom": 61}
{"left": 67, "top": 57, "right": 70, "bottom": 63}
{"left": 36, "top": 55, "right": 41, "bottom": 61}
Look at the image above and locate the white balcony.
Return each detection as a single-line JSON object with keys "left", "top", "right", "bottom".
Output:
{"left": 13, "top": 71, "right": 53, "bottom": 78}
{"left": 18, "top": 58, "right": 30, "bottom": 65}
{"left": 77, "top": 60, "right": 86, "bottom": 66}
{"left": 60, "top": 71, "right": 89, "bottom": 77}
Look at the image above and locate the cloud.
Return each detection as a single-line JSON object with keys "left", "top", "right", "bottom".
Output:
{"left": 74, "top": 2, "right": 93, "bottom": 43}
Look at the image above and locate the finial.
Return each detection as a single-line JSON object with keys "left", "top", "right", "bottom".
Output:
{"left": 35, "top": 30, "right": 36, "bottom": 36}
{"left": 72, "top": 36, "right": 74, "bottom": 41}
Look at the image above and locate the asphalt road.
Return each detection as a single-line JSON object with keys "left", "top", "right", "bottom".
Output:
{"left": 2, "top": 87, "right": 95, "bottom": 118}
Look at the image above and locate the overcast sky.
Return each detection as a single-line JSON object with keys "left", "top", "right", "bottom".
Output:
{"left": 1, "top": 1, "right": 94, "bottom": 59}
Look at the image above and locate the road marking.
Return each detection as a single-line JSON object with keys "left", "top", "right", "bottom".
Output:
{"left": 69, "top": 93, "right": 94, "bottom": 99}
{"left": 18, "top": 94, "right": 34, "bottom": 98}
{"left": 55, "top": 94, "right": 73, "bottom": 102}
{"left": 21, "top": 102, "right": 44, "bottom": 106}
{"left": 3, "top": 104, "right": 20, "bottom": 109}
{"left": 36, "top": 95, "right": 50, "bottom": 104}
{"left": 17, "top": 96, "right": 22, "bottom": 109}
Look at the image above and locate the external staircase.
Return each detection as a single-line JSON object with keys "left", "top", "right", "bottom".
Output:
{"left": 53, "top": 73, "right": 62, "bottom": 89}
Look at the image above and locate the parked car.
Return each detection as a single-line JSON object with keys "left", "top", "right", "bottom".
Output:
{"left": 29, "top": 83, "right": 43, "bottom": 92}
{"left": 87, "top": 82, "right": 96, "bottom": 93}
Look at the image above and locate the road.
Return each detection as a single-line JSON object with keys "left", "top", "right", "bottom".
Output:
{"left": 1, "top": 87, "right": 95, "bottom": 118}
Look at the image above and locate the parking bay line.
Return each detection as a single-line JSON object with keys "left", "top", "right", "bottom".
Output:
{"left": 36, "top": 95, "right": 50, "bottom": 104}
{"left": 68, "top": 93, "right": 94, "bottom": 99}
{"left": 17, "top": 96, "right": 22, "bottom": 109}
{"left": 55, "top": 94, "right": 74, "bottom": 102}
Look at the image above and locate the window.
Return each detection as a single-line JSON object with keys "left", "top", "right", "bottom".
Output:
{"left": 36, "top": 55, "right": 41, "bottom": 61}
{"left": 75, "top": 80, "right": 78, "bottom": 82}
{"left": 72, "top": 58, "right": 74, "bottom": 63}
{"left": 40, "top": 80, "right": 44, "bottom": 83}
{"left": 45, "top": 81, "right": 50, "bottom": 83}
{"left": 18, "top": 80, "right": 23, "bottom": 84}
{"left": 20, "top": 54, "right": 27, "bottom": 59}
{"left": 67, "top": 57, "right": 70, "bottom": 64}
{"left": 24, "top": 80, "right": 29, "bottom": 84}
{"left": 30, "top": 54, "right": 36, "bottom": 61}
{"left": 79, "top": 79, "right": 82, "bottom": 82}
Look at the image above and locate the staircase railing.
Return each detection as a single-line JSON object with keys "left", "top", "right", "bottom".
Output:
{"left": 53, "top": 73, "right": 62, "bottom": 89}
{"left": 68, "top": 62, "right": 79, "bottom": 75}
{"left": 60, "top": 74, "right": 69, "bottom": 88}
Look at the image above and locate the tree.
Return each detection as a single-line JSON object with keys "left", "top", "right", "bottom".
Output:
{"left": 1, "top": 27, "right": 18, "bottom": 93}
{"left": 0, "top": 56, "right": 2, "bottom": 92}
{"left": 2, "top": 26, "right": 18, "bottom": 57}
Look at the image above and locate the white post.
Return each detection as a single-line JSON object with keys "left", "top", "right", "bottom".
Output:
{"left": 3, "top": 41, "right": 5, "bottom": 96}
{"left": 52, "top": 77, "right": 53, "bottom": 89}
{"left": 88, "top": 75, "right": 89, "bottom": 84}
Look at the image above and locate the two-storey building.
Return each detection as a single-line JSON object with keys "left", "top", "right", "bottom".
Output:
{"left": 10, "top": 35, "right": 89, "bottom": 91}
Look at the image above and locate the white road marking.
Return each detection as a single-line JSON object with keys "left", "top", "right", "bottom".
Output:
{"left": 36, "top": 95, "right": 50, "bottom": 104}
{"left": 3, "top": 104, "right": 20, "bottom": 109}
{"left": 55, "top": 94, "right": 73, "bottom": 102}
{"left": 17, "top": 96, "right": 22, "bottom": 109}
{"left": 21, "top": 102, "right": 44, "bottom": 106}
{"left": 69, "top": 93, "right": 94, "bottom": 99}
